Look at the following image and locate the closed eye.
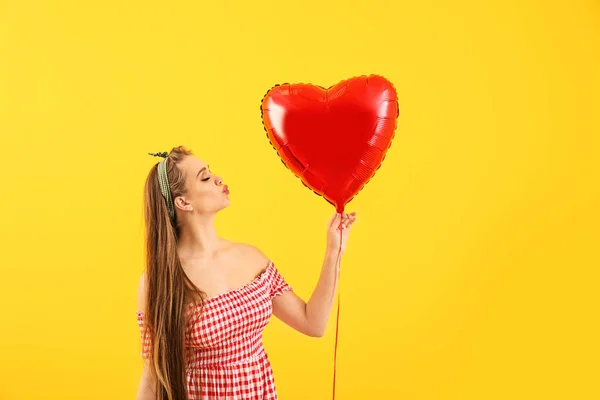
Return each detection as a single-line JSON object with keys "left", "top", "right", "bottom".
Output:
{"left": 197, "top": 165, "right": 212, "bottom": 181}
{"left": 201, "top": 168, "right": 212, "bottom": 181}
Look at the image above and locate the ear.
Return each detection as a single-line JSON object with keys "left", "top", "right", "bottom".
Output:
{"left": 174, "top": 196, "right": 193, "bottom": 212}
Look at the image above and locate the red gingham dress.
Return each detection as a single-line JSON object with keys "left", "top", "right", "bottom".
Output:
{"left": 136, "top": 260, "right": 293, "bottom": 399}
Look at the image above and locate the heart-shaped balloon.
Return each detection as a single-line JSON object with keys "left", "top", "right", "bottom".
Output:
{"left": 260, "top": 74, "right": 399, "bottom": 212}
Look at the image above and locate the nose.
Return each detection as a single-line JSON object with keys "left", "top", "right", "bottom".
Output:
{"left": 216, "top": 176, "right": 223, "bottom": 185}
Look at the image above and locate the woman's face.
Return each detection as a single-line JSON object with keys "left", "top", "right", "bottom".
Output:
{"left": 175, "top": 155, "right": 230, "bottom": 216}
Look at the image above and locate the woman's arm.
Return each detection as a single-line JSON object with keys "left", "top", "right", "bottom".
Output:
{"left": 136, "top": 361, "right": 156, "bottom": 400}
{"left": 136, "top": 273, "right": 156, "bottom": 399}
{"left": 273, "top": 250, "right": 340, "bottom": 337}
{"left": 272, "top": 212, "right": 356, "bottom": 337}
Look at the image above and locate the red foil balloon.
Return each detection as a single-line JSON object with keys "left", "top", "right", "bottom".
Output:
{"left": 260, "top": 74, "right": 399, "bottom": 212}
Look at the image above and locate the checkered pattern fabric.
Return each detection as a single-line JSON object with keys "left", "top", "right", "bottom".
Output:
{"left": 136, "top": 260, "right": 293, "bottom": 399}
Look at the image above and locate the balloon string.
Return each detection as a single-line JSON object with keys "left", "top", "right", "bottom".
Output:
{"left": 333, "top": 217, "right": 343, "bottom": 400}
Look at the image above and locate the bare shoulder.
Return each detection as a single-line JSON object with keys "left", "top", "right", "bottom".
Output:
{"left": 229, "top": 242, "right": 271, "bottom": 273}
{"left": 137, "top": 271, "right": 147, "bottom": 312}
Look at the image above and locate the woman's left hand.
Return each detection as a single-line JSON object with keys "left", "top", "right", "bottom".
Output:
{"left": 326, "top": 212, "right": 357, "bottom": 255}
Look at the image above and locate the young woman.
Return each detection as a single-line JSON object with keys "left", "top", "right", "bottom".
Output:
{"left": 136, "top": 146, "right": 356, "bottom": 400}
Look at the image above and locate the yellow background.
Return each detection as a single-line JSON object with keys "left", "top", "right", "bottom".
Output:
{"left": 1, "top": 0, "right": 599, "bottom": 399}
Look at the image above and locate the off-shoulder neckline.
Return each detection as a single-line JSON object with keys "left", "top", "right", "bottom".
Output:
{"left": 136, "top": 259, "right": 274, "bottom": 316}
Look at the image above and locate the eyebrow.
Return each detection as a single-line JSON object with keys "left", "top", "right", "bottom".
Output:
{"left": 196, "top": 165, "right": 209, "bottom": 178}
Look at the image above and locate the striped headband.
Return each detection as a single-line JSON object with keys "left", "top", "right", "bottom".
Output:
{"left": 148, "top": 152, "right": 175, "bottom": 220}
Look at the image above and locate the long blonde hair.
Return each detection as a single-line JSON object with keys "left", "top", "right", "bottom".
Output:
{"left": 141, "top": 145, "right": 206, "bottom": 400}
